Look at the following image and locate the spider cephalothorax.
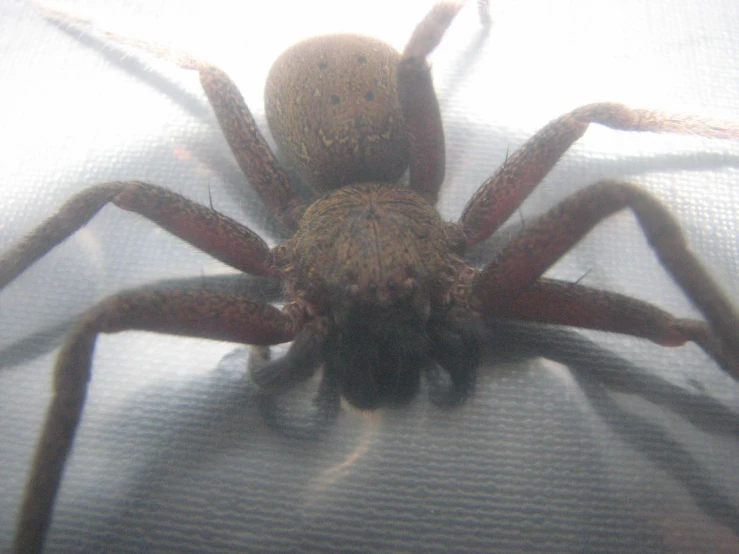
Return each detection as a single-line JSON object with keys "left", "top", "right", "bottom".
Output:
{"left": 262, "top": 182, "right": 477, "bottom": 409}
{"left": 3, "top": 1, "right": 739, "bottom": 552}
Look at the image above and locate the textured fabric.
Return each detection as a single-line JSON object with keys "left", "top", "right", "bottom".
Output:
{"left": 1, "top": 1, "right": 738, "bottom": 552}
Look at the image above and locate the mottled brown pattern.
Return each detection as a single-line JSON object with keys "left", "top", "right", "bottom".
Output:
{"left": 494, "top": 278, "right": 734, "bottom": 368}
{"left": 284, "top": 183, "right": 459, "bottom": 307}
{"left": 96, "top": 290, "right": 296, "bottom": 345}
{"left": 115, "top": 181, "right": 274, "bottom": 276}
{"left": 266, "top": 36, "right": 408, "bottom": 193}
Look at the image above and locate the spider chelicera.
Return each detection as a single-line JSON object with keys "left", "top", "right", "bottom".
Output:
{"left": 2, "top": 1, "right": 739, "bottom": 552}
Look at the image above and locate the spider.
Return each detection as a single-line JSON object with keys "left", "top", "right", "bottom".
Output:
{"left": 2, "top": 0, "right": 739, "bottom": 552}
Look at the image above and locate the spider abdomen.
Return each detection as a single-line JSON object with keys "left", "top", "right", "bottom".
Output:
{"left": 265, "top": 35, "right": 409, "bottom": 192}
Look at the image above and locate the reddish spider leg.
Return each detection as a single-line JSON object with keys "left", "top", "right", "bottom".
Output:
{"left": 460, "top": 102, "right": 739, "bottom": 244}
{"left": 12, "top": 290, "right": 296, "bottom": 554}
{"left": 457, "top": 103, "right": 739, "bottom": 374}
{"left": 0, "top": 181, "right": 298, "bottom": 554}
{"left": 496, "top": 279, "right": 730, "bottom": 365}
{"left": 469, "top": 180, "right": 739, "bottom": 377}
{"left": 0, "top": 175, "right": 294, "bottom": 554}
{"left": 399, "top": 0, "right": 490, "bottom": 205}
{"left": 0, "top": 182, "right": 274, "bottom": 289}
{"left": 403, "top": 11, "right": 739, "bottom": 371}
{"left": 1, "top": 182, "right": 298, "bottom": 552}
{"left": 36, "top": 5, "right": 305, "bottom": 232}
{"left": 38, "top": 1, "right": 488, "bottom": 211}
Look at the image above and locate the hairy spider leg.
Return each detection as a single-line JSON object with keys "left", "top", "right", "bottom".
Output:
{"left": 0, "top": 181, "right": 275, "bottom": 290}
{"left": 494, "top": 279, "right": 732, "bottom": 372}
{"left": 195, "top": 64, "right": 306, "bottom": 230}
{"left": 38, "top": 1, "right": 491, "bottom": 218}
{"left": 36, "top": 5, "right": 305, "bottom": 231}
{"left": 12, "top": 290, "right": 296, "bottom": 554}
{"left": 460, "top": 102, "right": 739, "bottom": 245}
{"left": 399, "top": 0, "right": 490, "bottom": 205}
{"left": 470, "top": 180, "right": 739, "bottom": 378}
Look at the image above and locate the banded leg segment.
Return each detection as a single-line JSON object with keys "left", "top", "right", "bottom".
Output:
{"left": 12, "top": 290, "right": 297, "bottom": 554}
{"left": 37, "top": 7, "right": 304, "bottom": 231}
{"left": 495, "top": 278, "right": 737, "bottom": 377}
{"left": 400, "top": 0, "right": 490, "bottom": 204}
{"left": 471, "top": 180, "right": 739, "bottom": 374}
{"left": 0, "top": 181, "right": 273, "bottom": 290}
{"left": 460, "top": 103, "right": 739, "bottom": 245}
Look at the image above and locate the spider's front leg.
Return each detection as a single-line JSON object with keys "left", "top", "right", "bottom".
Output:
{"left": 460, "top": 103, "right": 739, "bottom": 245}
{"left": 0, "top": 181, "right": 274, "bottom": 289}
{"left": 469, "top": 180, "right": 739, "bottom": 377}
{"left": 11, "top": 289, "right": 298, "bottom": 554}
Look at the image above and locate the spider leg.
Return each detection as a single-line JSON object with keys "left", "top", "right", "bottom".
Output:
{"left": 0, "top": 181, "right": 274, "bottom": 290}
{"left": 470, "top": 179, "right": 739, "bottom": 377}
{"left": 36, "top": 6, "right": 304, "bottom": 231}
{"left": 12, "top": 289, "right": 297, "bottom": 554}
{"left": 248, "top": 318, "right": 339, "bottom": 438}
{"left": 427, "top": 305, "right": 486, "bottom": 406}
{"left": 495, "top": 278, "right": 736, "bottom": 376}
{"left": 257, "top": 369, "right": 342, "bottom": 440}
{"left": 399, "top": 0, "right": 490, "bottom": 204}
{"left": 460, "top": 102, "right": 739, "bottom": 245}
{"left": 251, "top": 318, "right": 329, "bottom": 393}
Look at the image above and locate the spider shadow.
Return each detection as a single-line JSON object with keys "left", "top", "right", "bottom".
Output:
{"left": 485, "top": 318, "right": 739, "bottom": 534}
{"left": 47, "top": 346, "right": 374, "bottom": 552}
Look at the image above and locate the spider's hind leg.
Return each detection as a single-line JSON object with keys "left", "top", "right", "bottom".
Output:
{"left": 399, "top": 0, "right": 491, "bottom": 205}
{"left": 460, "top": 102, "right": 739, "bottom": 246}
{"left": 36, "top": 5, "right": 306, "bottom": 231}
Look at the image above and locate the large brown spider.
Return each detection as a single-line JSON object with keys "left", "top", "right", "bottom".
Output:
{"left": 1, "top": 0, "right": 736, "bottom": 548}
